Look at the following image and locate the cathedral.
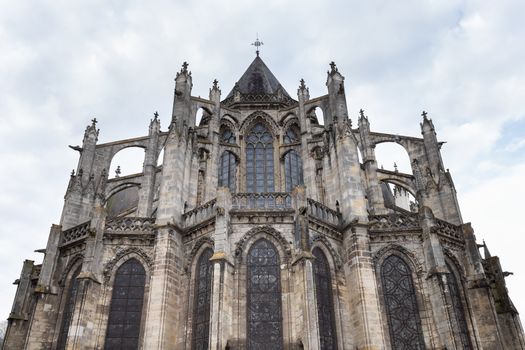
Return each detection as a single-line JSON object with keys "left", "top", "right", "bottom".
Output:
{"left": 3, "top": 50, "right": 525, "bottom": 349}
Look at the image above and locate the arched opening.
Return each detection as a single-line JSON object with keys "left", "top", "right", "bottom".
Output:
{"left": 312, "top": 247, "right": 337, "bottom": 350}
{"left": 381, "top": 182, "right": 418, "bottom": 212}
{"left": 245, "top": 122, "right": 274, "bottom": 193}
{"left": 308, "top": 107, "right": 324, "bottom": 126}
{"left": 247, "top": 239, "right": 283, "bottom": 350}
{"left": 218, "top": 151, "right": 237, "bottom": 192}
{"left": 380, "top": 255, "right": 425, "bottom": 349}
{"left": 156, "top": 147, "right": 164, "bottom": 167}
{"left": 109, "top": 147, "right": 146, "bottom": 179}
{"left": 104, "top": 258, "right": 146, "bottom": 350}
{"left": 220, "top": 125, "right": 236, "bottom": 144}
{"left": 375, "top": 142, "right": 412, "bottom": 174}
{"left": 192, "top": 248, "right": 214, "bottom": 350}
{"left": 57, "top": 266, "right": 81, "bottom": 350}
{"left": 283, "top": 124, "right": 300, "bottom": 144}
{"left": 446, "top": 262, "right": 473, "bottom": 349}
{"left": 196, "top": 107, "right": 212, "bottom": 127}
{"left": 106, "top": 186, "right": 139, "bottom": 217}
{"left": 284, "top": 150, "right": 304, "bottom": 192}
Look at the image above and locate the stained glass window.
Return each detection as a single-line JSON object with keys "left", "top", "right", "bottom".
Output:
{"left": 247, "top": 239, "right": 283, "bottom": 350}
{"left": 221, "top": 127, "right": 236, "bottom": 144}
{"left": 246, "top": 123, "right": 274, "bottom": 192}
{"left": 284, "top": 150, "right": 304, "bottom": 192}
{"left": 218, "top": 151, "right": 236, "bottom": 192}
{"left": 447, "top": 263, "right": 472, "bottom": 349}
{"left": 283, "top": 126, "right": 300, "bottom": 144}
{"left": 381, "top": 255, "right": 425, "bottom": 350}
{"left": 57, "top": 266, "right": 81, "bottom": 350}
{"left": 192, "top": 248, "right": 214, "bottom": 350}
{"left": 104, "top": 259, "right": 146, "bottom": 350}
{"left": 312, "top": 248, "right": 337, "bottom": 350}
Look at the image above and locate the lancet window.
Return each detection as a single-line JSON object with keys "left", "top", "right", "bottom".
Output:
{"left": 192, "top": 248, "right": 214, "bottom": 350}
{"left": 246, "top": 123, "right": 274, "bottom": 192}
{"left": 247, "top": 239, "right": 283, "bottom": 350}
{"left": 380, "top": 255, "right": 425, "bottom": 350}
{"left": 57, "top": 267, "right": 81, "bottom": 350}
{"left": 447, "top": 263, "right": 472, "bottom": 349}
{"left": 312, "top": 248, "right": 337, "bottom": 350}
{"left": 104, "top": 259, "right": 146, "bottom": 350}
{"left": 284, "top": 150, "right": 304, "bottom": 191}
{"left": 218, "top": 151, "right": 236, "bottom": 192}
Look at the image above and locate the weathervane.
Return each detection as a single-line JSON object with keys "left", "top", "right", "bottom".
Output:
{"left": 251, "top": 34, "right": 264, "bottom": 57}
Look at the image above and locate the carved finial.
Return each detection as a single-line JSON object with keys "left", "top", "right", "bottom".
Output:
{"left": 329, "top": 61, "right": 338, "bottom": 74}
{"left": 181, "top": 61, "right": 189, "bottom": 73}
{"left": 251, "top": 34, "right": 264, "bottom": 56}
{"left": 115, "top": 166, "right": 121, "bottom": 178}
{"left": 153, "top": 111, "right": 159, "bottom": 120}
{"left": 422, "top": 110, "right": 428, "bottom": 119}
{"left": 91, "top": 117, "right": 98, "bottom": 126}
{"left": 359, "top": 109, "right": 365, "bottom": 118}
{"left": 394, "top": 162, "right": 398, "bottom": 172}
{"left": 213, "top": 79, "right": 219, "bottom": 88}
{"left": 299, "top": 78, "right": 306, "bottom": 89}
{"left": 381, "top": 164, "right": 384, "bottom": 170}
{"left": 70, "top": 169, "right": 75, "bottom": 176}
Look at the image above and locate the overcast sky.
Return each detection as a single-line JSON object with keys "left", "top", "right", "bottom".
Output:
{"left": 1, "top": 0, "right": 524, "bottom": 323}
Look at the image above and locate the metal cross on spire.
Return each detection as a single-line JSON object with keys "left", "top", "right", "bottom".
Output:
{"left": 251, "top": 34, "right": 264, "bottom": 57}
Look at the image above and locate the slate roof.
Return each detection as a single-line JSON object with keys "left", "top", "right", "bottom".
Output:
{"left": 224, "top": 56, "right": 293, "bottom": 100}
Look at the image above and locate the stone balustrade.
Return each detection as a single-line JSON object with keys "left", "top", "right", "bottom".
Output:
{"left": 231, "top": 192, "right": 292, "bottom": 210}
{"left": 105, "top": 217, "right": 155, "bottom": 234}
{"left": 61, "top": 221, "right": 91, "bottom": 245}
{"left": 182, "top": 198, "right": 217, "bottom": 228}
{"left": 369, "top": 212, "right": 420, "bottom": 232}
{"left": 307, "top": 198, "right": 342, "bottom": 227}
{"left": 433, "top": 218, "right": 464, "bottom": 242}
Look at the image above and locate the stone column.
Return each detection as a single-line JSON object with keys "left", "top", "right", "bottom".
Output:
{"left": 343, "top": 224, "right": 386, "bottom": 349}
{"left": 137, "top": 114, "right": 160, "bottom": 217}
{"left": 25, "top": 225, "right": 62, "bottom": 348}
{"left": 208, "top": 187, "right": 232, "bottom": 349}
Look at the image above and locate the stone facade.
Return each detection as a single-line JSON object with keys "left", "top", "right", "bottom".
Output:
{"left": 3, "top": 55, "right": 524, "bottom": 350}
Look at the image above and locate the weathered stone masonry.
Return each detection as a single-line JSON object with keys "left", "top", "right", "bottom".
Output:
{"left": 3, "top": 54, "right": 524, "bottom": 350}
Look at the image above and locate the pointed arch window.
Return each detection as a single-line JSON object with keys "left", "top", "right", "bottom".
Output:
{"left": 104, "top": 259, "right": 146, "bottom": 350}
{"left": 218, "top": 151, "right": 236, "bottom": 192}
{"left": 283, "top": 125, "right": 300, "bottom": 144}
{"left": 312, "top": 248, "right": 337, "bottom": 350}
{"left": 192, "top": 248, "right": 214, "bottom": 350}
{"left": 246, "top": 123, "right": 274, "bottom": 192}
{"left": 381, "top": 255, "right": 425, "bottom": 350}
{"left": 447, "top": 263, "right": 472, "bottom": 349}
{"left": 284, "top": 150, "right": 304, "bottom": 191}
{"left": 57, "top": 266, "right": 81, "bottom": 350}
{"left": 247, "top": 239, "right": 283, "bottom": 350}
{"left": 221, "top": 127, "right": 236, "bottom": 144}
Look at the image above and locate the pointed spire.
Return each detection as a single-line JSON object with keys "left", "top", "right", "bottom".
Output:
{"left": 149, "top": 111, "right": 161, "bottom": 134}
{"left": 297, "top": 78, "right": 309, "bottom": 101}
{"left": 420, "top": 110, "right": 435, "bottom": 133}
{"left": 209, "top": 79, "right": 221, "bottom": 102}
{"left": 329, "top": 61, "right": 338, "bottom": 75}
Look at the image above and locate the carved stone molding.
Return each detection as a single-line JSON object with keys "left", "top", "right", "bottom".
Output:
{"left": 234, "top": 225, "right": 292, "bottom": 263}
{"left": 373, "top": 244, "right": 425, "bottom": 277}
{"left": 103, "top": 247, "right": 153, "bottom": 284}
{"left": 59, "top": 254, "right": 84, "bottom": 286}
{"left": 310, "top": 234, "right": 343, "bottom": 270}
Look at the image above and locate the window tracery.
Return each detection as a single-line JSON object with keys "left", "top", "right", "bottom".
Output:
{"left": 312, "top": 248, "right": 337, "bottom": 350}
{"left": 221, "top": 127, "right": 236, "bottom": 144}
{"left": 247, "top": 239, "right": 283, "bottom": 350}
{"left": 192, "top": 248, "right": 214, "bottom": 350}
{"left": 218, "top": 151, "right": 236, "bottom": 192}
{"left": 447, "top": 263, "right": 472, "bottom": 349}
{"left": 57, "top": 267, "right": 81, "bottom": 350}
{"left": 283, "top": 126, "right": 300, "bottom": 144}
{"left": 380, "top": 255, "right": 425, "bottom": 350}
{"left": 284, "top": 150, "right": 304, "bottom": 191}
{"left": 246, "top": 123, "right": 274, "bottom": 192}
{"left": 104, "top": 259, "right": 146, "bottom": 350}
